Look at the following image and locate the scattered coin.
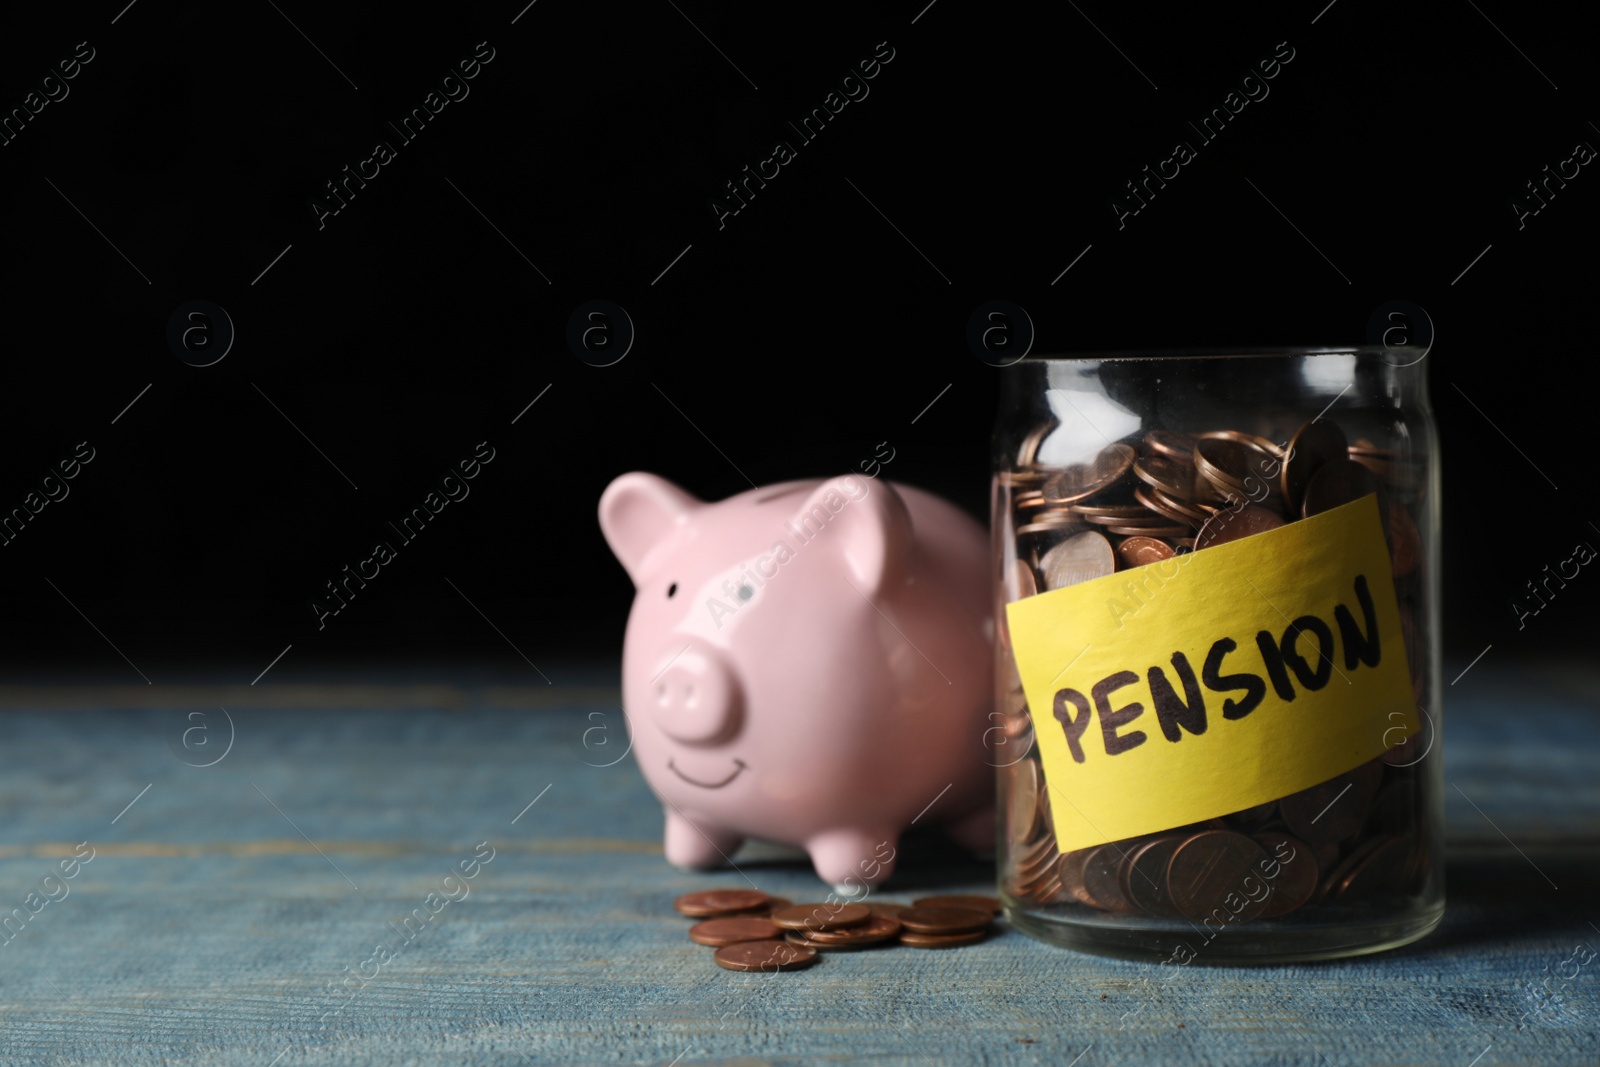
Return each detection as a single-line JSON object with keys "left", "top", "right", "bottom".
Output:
{"left": 770, "top": 903, "right": 870, "bottom": 932}
{"left": 797, "top": 914, "right": 903, "bottom": 947}
{"left": 897, "top": 905, "right": 992, "bottom": 935}
{"left": 689, "top": 916, "right": 784, "bottom": 946}
{"left": 675, "top": 889, "right": 773, "bottom": 918}
{"left": 900, "top": 929, "right": 988, "bottom": 949}
{"left": 913, "top": 895, "right": 1002, "bottom": 915}
{"left": 713, "top": 939, "right": 818, "bottom": 972}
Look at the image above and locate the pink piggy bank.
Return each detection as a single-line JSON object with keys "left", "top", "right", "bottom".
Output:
{"left": 599, "top": 471, "right": 995, "bottom": 892}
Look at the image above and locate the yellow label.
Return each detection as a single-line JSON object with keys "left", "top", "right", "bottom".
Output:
{"left": 1005, "top": 495, "right": 1417, "bottom": 854}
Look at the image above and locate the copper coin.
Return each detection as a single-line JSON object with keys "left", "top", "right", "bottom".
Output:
{"left": 1279, "top": 419, "right": 1349, "bottom": 513}
{"left": 770, "top": 902, "right": 870, "bottom": 932}
{"left": 1123, "top": 835, "right": 1184, "bottom": 916}
{"left": 1071, "top": 503, "right": 1152, "bottom": 520}
{"left": 1079, "top": 844, "right": 1136, "bottom": 913}
{"left": 1200, "top": 429, "right": 1285, "bottom": 457}
{"left": 1166, "top": 830, "right": 1271, "bottom": 921}
{"left": 1017, "top": 422, "right": 1053, "bottom": 468}
{"left": 1224, "top": 801, "right": 1277, "bottom": 832}
{"left": 1300, "top": 458, "right": 1379, "bottom": 518}
{"left": 1194, "top": 504, "right": 1284, "bottom": 550}
{"left": 761, "top": 897, "right": 793, "bottom": 915}
{"left": 1080, "top": 506, "right": 1171, "bottom": 525}
{"left": 1332, "top": 834, "right": 1414, "bottom": 899}
{"left": 1193, "top": 438, "right": 1256, "bottom": 492}
{"left": 1057, "top": 849, "right": 1093, "bottom": 904}
{"left": 1007, "top": 760, "right": 1042, "bottom": 845}
{"left": 868, "top": 901, "right": 909, "bottom": 920}
{"left": 1142, "top": 486, "right": 1213, "bottom": 523}
{"left": 1134, "top": 486, "right": 1195, "bottom": 528}
{"left": 802, "top": 914, "right": 903, "bottom": 946}
{"left": 1012, "top": 491, "right": 1047, "bottom": 510}
{"left": 1368, "top": 780, "right": 1415, "bottom": 832}
{"left": 1041, "top": 443, "right": 1135, "bottom": 503}
{"left": 897, "top": 905, "right": 991, "bottom": 935}
{"left": 1116, "top": 536, "right": 1176, "bottom": 568}
{"left": 1145, "top": 428, "right": 1199, "bottom": 461}
{"left": 1133, "top": 454, "right": 1196, "bottom": 498}
{"left": 1252, "top": 832, "right": 1319, "bottom": 919}
{"left": 783, "top": 930, "right": 868, "bottom": 952}
{"left": 713, "top": 939, "right": 818, "bottom": 972}
{"left": 689, "top": 916, "right": 783, "bottom": 946}
{"left": 913, "top": 895, "right": 1002, "bottom": 915}
{"left": 1017, "top": 519, "right": 1088, "bottom": 537}
{"left": 1388, "top": 501, "right": 1421, "bottom": 579}
{"left": 1280, "top": 761, "right": 1384, "bottom": 845}
{"left": 675, "top": 889, "right": 773, "bottom": 917}
{"left": 900, "top": 929, "right": 988, "bottom": 949}
{"left": 1040, "top": 531, "right": 1115, "bottom": 589}
{"left": 1105, "top": 523, "right": 1191, "bottom": 538}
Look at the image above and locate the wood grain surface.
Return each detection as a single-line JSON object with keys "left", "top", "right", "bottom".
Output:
{"left": 0, "top": 664, "right": 1595, "bottom": 1065}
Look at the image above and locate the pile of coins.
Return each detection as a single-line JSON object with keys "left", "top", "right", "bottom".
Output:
{"left": 996, "top": 417, "right": 1431, "bottom": 922}
{"left": 673, "top": 889, "right": 1001, "bottom": 970}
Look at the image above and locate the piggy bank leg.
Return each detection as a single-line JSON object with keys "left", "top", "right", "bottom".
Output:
{"left": 943, "top": 805, "right": 996, "bottom": 858}
{"left": 663, "top": 807, "right": 744, "bottom": 869}
{"left": 806, "top": 828, "right": 898, "bottom": 897}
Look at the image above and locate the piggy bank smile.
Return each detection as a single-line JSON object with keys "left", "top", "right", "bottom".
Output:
{"left": 667, "top": 757, "right": 748, "bottom": 789}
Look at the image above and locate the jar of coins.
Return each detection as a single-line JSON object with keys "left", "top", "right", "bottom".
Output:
{"left": 991, "top": 348, "right": 1441, "bottom": 963}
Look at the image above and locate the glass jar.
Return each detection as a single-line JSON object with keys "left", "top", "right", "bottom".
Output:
{"left": 991, "top": 348, "right": 1442, "bottom": 963}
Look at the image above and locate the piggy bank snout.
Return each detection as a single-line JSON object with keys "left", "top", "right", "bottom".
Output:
{"left": 648, "top": 644, "right": 741, "bottom": 745}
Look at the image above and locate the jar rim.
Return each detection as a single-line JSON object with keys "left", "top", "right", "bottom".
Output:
{"left": 1010, "top": 345, "right": 1416, "bottom": 363}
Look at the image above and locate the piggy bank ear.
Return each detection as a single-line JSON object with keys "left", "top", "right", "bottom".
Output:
{"left": 792, "top": 475, "right": 911, "bottom": 597}
{"left": 599, "top": 472, "right": 701, "bottom": 585}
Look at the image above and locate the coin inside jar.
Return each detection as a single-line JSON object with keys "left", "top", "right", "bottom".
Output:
{"left": 1279, "top": 418, "right": 1348, "bottom": 512}
{"left": 1041, "top": 443, "right": 1135, "bottom": 503}
{"left": 1166, "top": 830, "right": 1271, "bottom": 921}
{"left": 1251, "top": 832, "right": 1319, "bottom": 919}
{"left": 1279, "top": 762, "right": 1384, "bottom": 845}
{"left": 1039, "top": 530, "right": 1115, "bottom": 589}
{"left": 713, "top": 939, "right": 818, "bottom": 972}
{"left": 1194, "top": 504, "right": 1285, "bottom": 550}
{"left": 1079, "top": 844, "right": 1136, "bottom": 913}
{"left": 1115, "top": 535, "right": 1177, "bottom": 568}
{"left": 1122, "top": 835, "right": 1184, "bottom": 916}
{"left": 1300, "top": 458, "right": 1379, "bottom": 518}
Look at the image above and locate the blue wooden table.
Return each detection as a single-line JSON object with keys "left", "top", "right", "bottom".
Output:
{"left": 0, "top": 663, "right": 1595, "bottom": 1066}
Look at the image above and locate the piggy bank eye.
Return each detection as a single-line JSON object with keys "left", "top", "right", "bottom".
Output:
{"left": 666, "top": 582, "right": 678, "bottom": 598}
{"left": 737, "top": 583, "right": 754, "bottom": 601}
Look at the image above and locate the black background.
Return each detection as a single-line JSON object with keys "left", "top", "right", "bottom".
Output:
{"left": 0, "top": 0, "right": 1592, "bottom": 682}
